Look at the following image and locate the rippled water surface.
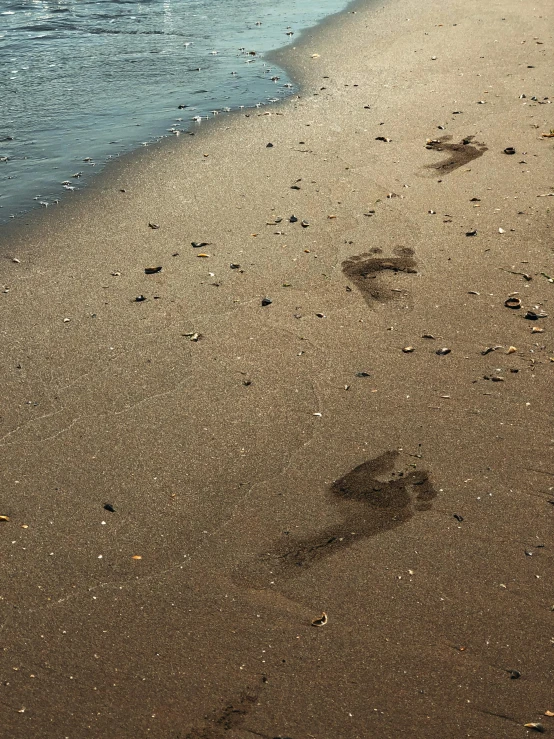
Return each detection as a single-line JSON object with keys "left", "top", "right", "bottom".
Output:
{"left": 0, "top": 0, "right": 351, "bottom": 222}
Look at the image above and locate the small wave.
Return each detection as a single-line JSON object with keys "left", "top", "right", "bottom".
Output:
{"left": 15, "top": 22, "right": 192, "bottom": 38}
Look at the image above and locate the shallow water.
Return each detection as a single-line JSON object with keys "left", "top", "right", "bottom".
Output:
{"left": 0, "top": 0, "right": 352, "bottom": 223}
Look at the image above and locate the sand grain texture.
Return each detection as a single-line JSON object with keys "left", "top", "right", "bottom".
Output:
{"left": 0, "top": 0, "right": 553, "bottom": 736}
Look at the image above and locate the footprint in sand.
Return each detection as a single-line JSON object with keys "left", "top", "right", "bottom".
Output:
{"left": 422, "top": 135, "right": 487, "bottom": 175}
{"left": 234, "top": 451, "right": 437, "bottom": 588}
{"left": 185, "top": 690, "right": 259, "bottom": 738}
{"left": 342, "top": 248, "right": 418, "bottom": 306}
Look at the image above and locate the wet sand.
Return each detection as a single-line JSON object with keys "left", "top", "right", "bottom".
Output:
{"left": 1, "top": 0, "right": 553, "bottom": 736}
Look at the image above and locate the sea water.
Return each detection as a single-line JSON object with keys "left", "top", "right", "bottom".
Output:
{"left": 0, "top": 0, "right": 352, "bottom": 223}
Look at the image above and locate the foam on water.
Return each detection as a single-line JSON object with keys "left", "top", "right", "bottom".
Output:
{"left": 0, "top": 0, "right": 352, "bottom": 223}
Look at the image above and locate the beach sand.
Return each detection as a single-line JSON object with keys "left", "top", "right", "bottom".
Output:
{"left": 1, "top": 0, "right": 553, "bottom": 735}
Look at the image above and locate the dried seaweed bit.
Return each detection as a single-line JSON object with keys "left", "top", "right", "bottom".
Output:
{"left": 148, "top": 222, "right": 160, "bottom": 229}
{"left": 504, "top": 297, "right": 522, "bottom": 309}
{"left": 261, "top": 297, "right": 273, "bottom": 306}
{"left": 523, "top": 724, "right": 546, "bottom": 733}
{"left": 104, "top": 503, "right": 116, "bottom": 513}
{"left": 144, "top": 266, "right": 162, "bottom": 274}
{"left": 503, "top": 147, "right": 516, "bottom": 155}
{"left": 505, "top": 270, "right": 532, "bottom": 281}
{"left": 375, "top": 136, "right": 392, "bottom": 142}
{"left": 134, "top": 295, "right": 147, "bottom": 302}
{"left": 436, "top": 348, "right": 451, "bottom": 355}
{"left": 311, "top": 612, "right": 328, "bottom": 627}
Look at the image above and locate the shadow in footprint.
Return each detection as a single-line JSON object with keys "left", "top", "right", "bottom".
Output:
{"left": 342, "top": 248, "right": 418, "bottom": 306}
{"left": 235, "top": 451, "right": 437, "bottom": 588}
{"left": 423, "top": 135, "right": 487, "bottom": 175}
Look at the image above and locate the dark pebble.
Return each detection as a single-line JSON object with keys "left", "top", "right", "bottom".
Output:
{"left": 104, "top": 503, "right": 116, "bottom": 512}
{"left": 134, "top": 295, "right": 147, "bottom": 302}
{"left": 356, "top": 371, "right": 370, "bottom": 377}
{"left": 261, "top": 297, "right": 273, "bottom": 306}
{"left": 503, "top": 147, "right": 516, "bottom": 155}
